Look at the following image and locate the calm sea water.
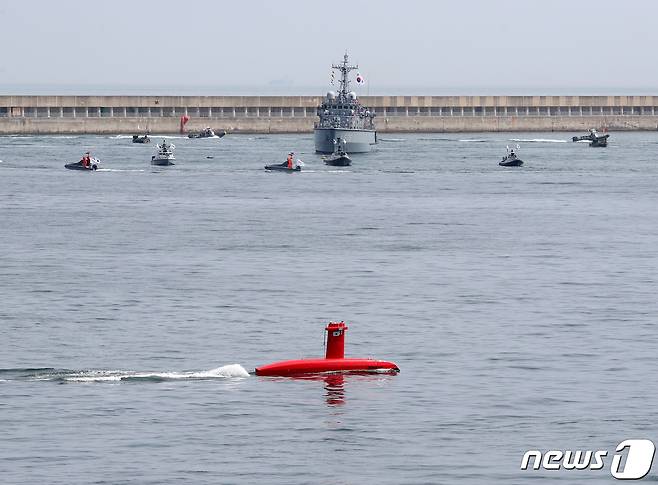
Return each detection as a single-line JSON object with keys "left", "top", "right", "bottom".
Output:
{"left": 1, "top": 132, "right": 658, "bottom": 484}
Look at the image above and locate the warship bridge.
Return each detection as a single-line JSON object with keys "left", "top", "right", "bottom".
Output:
{"left": 2, "top": 95, "right": 658, "bottom": 134}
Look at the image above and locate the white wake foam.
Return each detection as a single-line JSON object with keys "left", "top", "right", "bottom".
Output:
{"left": 189, "top": 364, "right": 251, "bottom": 378}
{"left": 109, "top": 134, "right": 188, "bottom": 139}
{"left": 509, "top": 138, "right": 567, "bottom": 143}
{"left": 62, "top": 364, "right": 250, "bottom": 382}
{"left": 96, "top": 169, "right": 145, "bottom": 172}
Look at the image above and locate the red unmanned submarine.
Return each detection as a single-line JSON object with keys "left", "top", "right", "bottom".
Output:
{"left": 255, "top": 321, "right": 399, "bottom": 376}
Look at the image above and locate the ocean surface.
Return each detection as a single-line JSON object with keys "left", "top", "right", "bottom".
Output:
{"left": 1, "top": 132, "right": 658, "bottom": 484}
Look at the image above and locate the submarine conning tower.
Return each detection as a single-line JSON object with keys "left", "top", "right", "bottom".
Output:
{"left": 254, "top": 321, "right": 399, "bottom": 376}
{"left": 325, "top": 321, "right": 348, "bottom": 359}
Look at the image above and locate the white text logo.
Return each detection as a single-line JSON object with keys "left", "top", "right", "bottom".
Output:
{"left": 521, "top": 439, "right": 655, "bottom": 480}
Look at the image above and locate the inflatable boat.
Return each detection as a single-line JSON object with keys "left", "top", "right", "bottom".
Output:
{"left": 265, "top": 161, "right": 301, "bottom": 172}
{"left": 65, "top": 159, "right": 100, "bottom": 171}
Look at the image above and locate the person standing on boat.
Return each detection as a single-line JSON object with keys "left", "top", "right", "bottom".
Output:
{"left": 287, "top": 152, "right": 294, "bottom": 169}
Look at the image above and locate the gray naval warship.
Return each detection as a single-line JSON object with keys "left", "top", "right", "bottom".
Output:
{"left": 314, "top": 53, "right": 377, "bottom": 153}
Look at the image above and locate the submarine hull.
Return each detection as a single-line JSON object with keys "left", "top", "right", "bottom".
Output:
{"left": 255, "top": 358, "right": 399, "bottom": 376}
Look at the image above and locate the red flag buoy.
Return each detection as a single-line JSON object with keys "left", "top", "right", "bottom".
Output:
{"left": 179, "top": 115, "right": 190, "bottom": 134}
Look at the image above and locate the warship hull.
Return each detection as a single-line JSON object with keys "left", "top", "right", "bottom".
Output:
{"left": 314, "top": 128, "right": 376, "bottom": 153}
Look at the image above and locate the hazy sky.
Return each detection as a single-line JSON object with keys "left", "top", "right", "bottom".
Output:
{"left": 1, "top": 0, "right": 657, "bottom": 94}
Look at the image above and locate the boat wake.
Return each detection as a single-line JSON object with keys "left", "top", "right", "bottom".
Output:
{"left": 0, "top": 364, "right": 250, "bottom": 383}
{"left": 509, "top": 138, "right": 567, "bottom": 143}
{"left": 109, "top": 134, "right": 188, "bottom": 139}
{"left": 4, "top": 135, "right": 80, "bottom": 139}
{"left": 379, "top": 138, "right": 405, "bottom": 142}
{"left": 96, "top": 168, "right": 145, "bottom": 172}
{"left": 417, "top": 136, "right": 494, "bottom": 143}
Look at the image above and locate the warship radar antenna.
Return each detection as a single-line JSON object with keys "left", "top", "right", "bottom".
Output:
{"left": 332, "top": 52, "right": 359, "bottom": 99}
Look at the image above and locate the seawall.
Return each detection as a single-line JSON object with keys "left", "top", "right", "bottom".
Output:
{"left": 2, "top": 95, "right": 658, "bottom": 134}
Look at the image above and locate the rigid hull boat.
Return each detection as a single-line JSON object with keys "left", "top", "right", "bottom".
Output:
{"left": 323, "top": 138, "right": 352, "bottom": 166}
{"left": 499, "top": 145, "right": 523, "bottom": 167}
{"left": 572, "top": 129, "right": 609, "bottom": 147}
{"left": 151, "top": 141, "right": 175, "bottom": 166}
{"left": 499, "top": 154, "right": 523, "bottom": 166}
{"left": 188, "top": 128, "right": 226, "bottom": 139}
{"left": 132, "top": 134, "right": 150, "bottom": 144}
{"left": 314, "top": 53, "right": 376, "bottom": 153}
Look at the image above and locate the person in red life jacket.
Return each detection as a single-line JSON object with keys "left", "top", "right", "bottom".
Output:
{"left": 80, "top": 152, "right": 91, "bottom": 168}
{"left": 287, "top": 152, "right": 294, "bottom": 169}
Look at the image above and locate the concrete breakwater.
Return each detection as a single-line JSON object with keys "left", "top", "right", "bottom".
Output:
{"left": 2, "top": 95, "right": 658, "bottom": 134}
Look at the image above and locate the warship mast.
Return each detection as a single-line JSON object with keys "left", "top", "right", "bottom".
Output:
{"left": 332, "top": 52, "right": 358, "bottom": 100}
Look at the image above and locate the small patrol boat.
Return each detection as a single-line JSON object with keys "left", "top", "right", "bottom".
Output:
{"left": 572, "top": 128, "right": 609, "bottom": 147}
{"left": 151, "top": 140, "right": 175, "bottom": 166}
{"left": 255, "top": 322, "right": 399, "bottom": 377}
{"left": 323, "top": 138, "right": 352, "bottom": 166}
{"left": 132, "top": 134, "right": 150, "bottom": 144}
{"left": 499, "top": 144, "right": 523, "bottom": 167}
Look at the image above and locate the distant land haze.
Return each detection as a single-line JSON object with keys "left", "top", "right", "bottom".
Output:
{"left": 2, "top": 84, "right": 658, "bottom": 97}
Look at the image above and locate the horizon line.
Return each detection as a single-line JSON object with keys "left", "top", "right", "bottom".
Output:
{"left": 2, "top": 83, "right": 658, "bottom": 97}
